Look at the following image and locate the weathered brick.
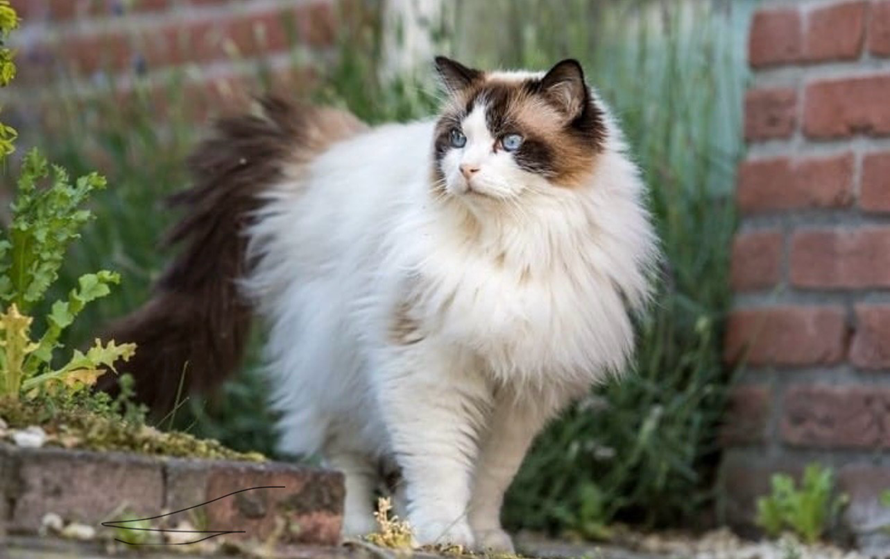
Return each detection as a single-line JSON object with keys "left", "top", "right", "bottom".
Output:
{"left": 724, "top": 306, "right": 847, "bottom": 366}
{"left": 748, "top": 8, "right": 802, "bottom": 68}
{"left": 721, "top": 385, "right": 771, "bottom": 446}
{"left": 803, "top": 1, "right": 867, "bottom": 62}
{"left": 730, "top": 230, "right": 783, "bottom": 292}
{"left": 861, "top": 151, "right": 890, "bottom": 213}
{"left": 804, "top": 75, "right": 890, "bottom": 139}
{"left": 165, "top": 459, "right": 344, "bottom": 546}
{"left": 782, "top": 385, "right": 890, "bottom": 448}
{"left": 5, "top": 445, "right": 164, "bottom": 532}
{"left": 744, "top": 88, "right": 797, "bottom": 141}
{"left": 870, "top": 0, "right": 890, "bottom": 57}
{"left": 790, "top": 227, "right": 890, "bottom": 288}
{"left": 737, "top": 153, "right": 854, "bottom": 213}
{"left": 851, "top": 304, "right": 890, "bottom": 369}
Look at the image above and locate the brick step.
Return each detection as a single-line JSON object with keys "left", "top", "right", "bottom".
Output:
{"left": 0, "top": 443, "right": 344, "bottom": 548}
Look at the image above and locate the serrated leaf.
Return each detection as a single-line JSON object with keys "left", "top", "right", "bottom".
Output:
{"left": 22, "top": 339, "right": 137, "bottom": 395}
{"left": 29, "top": 271, "right": 122, "bottom": 371}
{"left": 0, "top": 304, "right": 38, "bottom": 397}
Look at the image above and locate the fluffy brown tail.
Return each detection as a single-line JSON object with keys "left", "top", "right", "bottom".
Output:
{"left": 99, "top": 96, "right": 366, "bottom": 413}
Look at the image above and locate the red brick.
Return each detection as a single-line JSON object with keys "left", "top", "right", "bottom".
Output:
{"left": 782, "top": 385, "right": 890, "bottom": 448}
{"left": 721, "top": 385, "right": 771, "bottom": 446}
{"left": 19, "top": 2, "right": 335, "bottom": 80}
{"left": 737, "top": 153, "right": 854, "bottom": 213}
{"left": 730, "top": 230, "right": 783, "bottom": 291}
{"left": 15, "top": 0, "right": 170, "bottom": 22}
{"left": 870, "top": 1, "right": 890, "bottom": 57}
{"left": 724, "top": 306, "right": 847, "bottom": 366}
{"left": 14, "top": 1, "right": 243, "bottom": 22}
{"left": 803, "top": 1, "right": 867, "bottom": 62}
{"left": 748, "top": 8, "right": 802, "bottom": 68}
{"left": 850, "top": 304, "right": 890, "bottom": 369}
{"left": 790, "top": 227, "right": 890, "bottom": 289}
{"left": 744, "top": 88, "right": 798, "bottom": 141}
{"left": 164, "top": 459, "right": 344, "bottom": 546}
{"left": 861, "top": 151, "right": 890, "bottom": 213}
{"left": 804, "top": 75, "right": 890, "bottom": 139}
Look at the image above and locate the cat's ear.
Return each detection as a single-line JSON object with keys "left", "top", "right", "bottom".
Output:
{"left": 540, "top": 59, "right": 588, "bottom": 118}
{"left": 434, "top": 56, "right": 482, "bottom": 94}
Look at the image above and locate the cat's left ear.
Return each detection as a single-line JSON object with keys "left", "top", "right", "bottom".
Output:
{"left": 434, "top": 56, "right": 482, "bottom": 94}
{"left": 540, "top": 59, "right": 588, "bottom": 118}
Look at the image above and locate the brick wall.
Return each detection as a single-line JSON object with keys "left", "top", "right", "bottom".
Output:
{"left": 7, "top": 0, "right": 339, "bottom": 124}
{"left": 723, "top": 0, "right": 890, "bottom": 549}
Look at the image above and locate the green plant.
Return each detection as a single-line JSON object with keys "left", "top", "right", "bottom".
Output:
{"left": 755, "top": 463, "right": 848, "bottom": 544}
{"left": 0, "top": 2, "right": 135, "bottom": 402}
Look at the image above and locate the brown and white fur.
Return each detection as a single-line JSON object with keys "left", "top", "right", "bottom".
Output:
{"left": 105, "top": 58, "right": 659, "bottom": 552}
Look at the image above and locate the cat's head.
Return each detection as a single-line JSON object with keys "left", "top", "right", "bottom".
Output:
{"left": 432, "top": 56, "right": 607, "bottom": 202}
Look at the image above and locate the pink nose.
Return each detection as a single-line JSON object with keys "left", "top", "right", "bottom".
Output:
{"left": 460, "top": 164, "right": 480, "bottom": 179}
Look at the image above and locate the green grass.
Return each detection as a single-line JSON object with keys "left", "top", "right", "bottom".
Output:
{"left": 18, "top": 0, "right": 750, "bottom": 533}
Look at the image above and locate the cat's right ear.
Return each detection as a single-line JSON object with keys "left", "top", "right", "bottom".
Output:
{"left": 434, "top": 56, "right": 482, "bottom": 94}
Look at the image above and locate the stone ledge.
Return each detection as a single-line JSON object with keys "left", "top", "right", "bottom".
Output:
{"left": 0, "top": 442, "right": 344, "bottom": 547}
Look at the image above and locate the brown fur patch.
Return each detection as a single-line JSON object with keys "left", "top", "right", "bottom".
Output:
{"left": 432, "top": 62, "right": 606, "bottom": 189}
{"left": 389, "top": 298, "right": 425, "bottom": 346}
{"left": 98, "top": 96, "right": 366, "bottom": 413}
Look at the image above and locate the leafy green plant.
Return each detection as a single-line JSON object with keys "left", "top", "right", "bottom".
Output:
{"left": 755, "top": 463, "right": 848, "bottom": 544}
{"left": 0, "top": 1, "right": 135, "bottom": 402}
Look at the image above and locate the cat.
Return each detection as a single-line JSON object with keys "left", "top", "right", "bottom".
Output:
{"left": 103, "top": 56, "right": 659, "bottom": 552}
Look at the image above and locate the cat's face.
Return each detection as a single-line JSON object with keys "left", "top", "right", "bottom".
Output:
{"left": 432, "top": 57, "right": 606, "bottom": 202}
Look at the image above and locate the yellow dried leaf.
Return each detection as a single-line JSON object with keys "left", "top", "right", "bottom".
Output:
{"left": 0, "top": 304, "right": 39, "bottom": 397}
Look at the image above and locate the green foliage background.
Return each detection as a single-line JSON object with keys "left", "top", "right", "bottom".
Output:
{"left": 16, "top": 0, "right": 752, "bottom": 534}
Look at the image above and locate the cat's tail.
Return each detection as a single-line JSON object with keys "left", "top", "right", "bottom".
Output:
{"left": 98, "top": 96, "right": 366, "bottom": 413}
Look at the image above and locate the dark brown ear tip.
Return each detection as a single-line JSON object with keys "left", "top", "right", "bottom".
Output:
{"left": 550, "top": 58, "right": 585, "bottom": 79}
{"left": 433, "top": 56, "right": 482, "bottom": 92}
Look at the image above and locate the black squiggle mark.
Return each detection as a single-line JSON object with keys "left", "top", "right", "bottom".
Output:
{"left": 102, "top": 485, "right": 285, "bottom": 545}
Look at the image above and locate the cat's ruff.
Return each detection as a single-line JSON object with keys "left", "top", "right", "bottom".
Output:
{"left": 106, "top": 57, "right": 659, "bottom": 552}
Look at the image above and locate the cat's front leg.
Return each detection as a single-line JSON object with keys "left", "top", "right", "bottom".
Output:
{"left": 374, "top": 343, "right": 490, "bottom": 549}
{"left": 469, "top": 392, "right": 558, "bottom": 553}
{"left": 324, "top": 452, "right": 379, "bottom": 538}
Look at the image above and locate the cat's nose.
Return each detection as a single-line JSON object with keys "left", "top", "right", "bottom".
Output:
{"left": 460, "top": 164, "right": 480, "bottom": 179}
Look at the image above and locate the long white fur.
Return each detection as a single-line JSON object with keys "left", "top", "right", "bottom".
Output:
{"left": 242, "top": 70, "right": 659, "bottom": 551}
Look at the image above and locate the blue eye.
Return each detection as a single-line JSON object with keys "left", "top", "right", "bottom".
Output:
{"left": 501, "top": 134, "right": 523, "bottom": 152}
{"left": 450, "top": 129, "right": 467, "bottom": 148}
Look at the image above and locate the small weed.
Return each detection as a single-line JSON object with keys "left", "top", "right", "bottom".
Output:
{"left": 365, "top": 497, "right": 414, "bottom": 550}
{"left": 755, "top": 463, "right": 848, "bottom": 544}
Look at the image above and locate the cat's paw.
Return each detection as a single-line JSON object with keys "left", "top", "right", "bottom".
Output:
{"left": 412, "top": 519, "right": 475, "bottom": 549}
{"left": 473, "top": 528, "right": 515, "bottom": 553}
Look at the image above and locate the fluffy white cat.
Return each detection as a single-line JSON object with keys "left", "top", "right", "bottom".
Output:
{"left": 107, "top": 57, "right": 659, "bottom": 553}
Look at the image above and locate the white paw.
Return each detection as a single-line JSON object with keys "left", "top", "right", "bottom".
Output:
{"left": 342, "top": 512, "right": 378, "bottom": 539}
{"left": 474, "top": 528, "right": 515, "bottom": 553}
{"left": 413, "top": 519, "right": 475, "bottom": 549}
